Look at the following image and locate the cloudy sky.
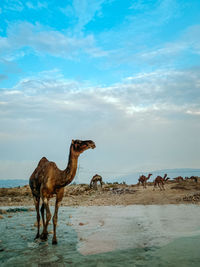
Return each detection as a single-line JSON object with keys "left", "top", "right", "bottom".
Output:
{"left": 0, "top": 0, "right": 200, "bottom": 183}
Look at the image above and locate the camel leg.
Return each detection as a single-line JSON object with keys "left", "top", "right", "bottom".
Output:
{"left": 153, "top": 183, "right": 156, "bottom": 191}
{"left": 40, "top": 203, "right": 45, "bottom": 227}
{"left": 40, "top": 198, "right": 51, "bottom": 241}
{"left": 142, "top": 182, "right": 145, "bottom": 189}
{"left": 94, "top": 181, "right": 97, "bottom": 190}
{"left": 33, "top": 196, "right": 40, "bottom": 239}
{"left": 162, "top": 183, "right": 165, "bottom": 190}
{"left": 52, "top": 189, "right": 63, "bottom": 245}
{"left": 158, "top": 183, "right": 162, "bottom": 191}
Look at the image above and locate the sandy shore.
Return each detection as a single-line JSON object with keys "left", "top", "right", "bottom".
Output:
{"left": 0, "top": 180, "right": 200, "bottom": 207}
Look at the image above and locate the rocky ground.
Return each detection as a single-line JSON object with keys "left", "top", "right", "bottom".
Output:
{"left": 0, "top": 179, "right": 200, "bottom": 208}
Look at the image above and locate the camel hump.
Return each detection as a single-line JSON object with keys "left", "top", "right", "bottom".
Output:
{"left": 38, "top": 157, "right": 49, "bottom": 167}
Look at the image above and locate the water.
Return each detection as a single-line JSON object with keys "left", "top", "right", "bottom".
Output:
{"left": 0, "top": 179, "right": 28, "bottom": 188}
{"left": 0, "top": 205, "right": 200, "bottom": 266}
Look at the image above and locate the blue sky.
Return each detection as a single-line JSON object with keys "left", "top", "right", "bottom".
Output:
{"left": 0, "top": 0, "right": 200, "bottom": 182}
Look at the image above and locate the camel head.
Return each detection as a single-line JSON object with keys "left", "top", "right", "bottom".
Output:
{"left": 71, "top": 139, "right": 96, "bottom": 155}
{"left": 148, "top": 173, "right": 152, "bottom": 178}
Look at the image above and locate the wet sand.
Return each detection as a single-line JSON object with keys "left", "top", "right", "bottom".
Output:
{"left": 1, "top": 205, "right": 200, "bottom": 266}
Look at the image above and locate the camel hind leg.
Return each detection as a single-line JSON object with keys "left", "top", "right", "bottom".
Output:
{"left": 40, "top": 203, "right": 45, "bottom": 228}
{"left": 33, "top": 196, "right": 40, "bottom": 239}
{"left": 158, "top": 182, "right": 162, "bottom": 191}
{"left": 52, "top": 188, "right": 64, "bottom": 245}
{"left": 40, "top": 198, "right": 51, "bottom": 241}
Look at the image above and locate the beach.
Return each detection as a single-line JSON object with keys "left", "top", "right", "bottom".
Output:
{"left": 0, "top": 180, "right": 200, "bottom": 207}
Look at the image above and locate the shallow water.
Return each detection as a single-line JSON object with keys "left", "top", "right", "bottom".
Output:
{"left": 0, "top": 205, "right": 200, "bottom": 266}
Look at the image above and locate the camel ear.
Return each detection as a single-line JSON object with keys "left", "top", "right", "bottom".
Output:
{"left": 72, "top": 139, "right": 74, "bottom": 144}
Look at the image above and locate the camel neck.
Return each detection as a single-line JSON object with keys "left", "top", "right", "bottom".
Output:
{"left": 60, "top": 145, "right": 79, "bottom": 187}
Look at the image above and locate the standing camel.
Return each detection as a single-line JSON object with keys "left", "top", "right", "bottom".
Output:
{"left": 190, "top": 176, "right": 198, "bottom": 183}
{"left": 29, "top": 139, "right": 95, "bottom": 244}
{"left": 174, "top": 176, "right": 184, "bottom": 182}
{"left": 153, "top": 174, "right": 168, "bottom": 190}
{"left": 90, "top": 174, "right": 103, "bottom": 189}
{"left": 137, "top": 173, "right": 152, "bottom": 189}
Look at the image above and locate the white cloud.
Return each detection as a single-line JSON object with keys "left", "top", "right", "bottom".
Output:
{"left": 0, "top": 67, "right": 200, "bottom": 179}
{"left": 62, "top": 0, "right": 106, "bottom": 33}
{"left": 3, "top": 0, "right": 24, "bottom": 12}
{"left": 0, "top": 22, "right": 106, "bottom": 60}
{"left": 26, "top": 1, "right": 48, "bottom": 9}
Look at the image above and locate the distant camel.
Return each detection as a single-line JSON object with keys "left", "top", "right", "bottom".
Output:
{"left": 137, "top": 173, "right": 152, "bottom": 189}
{"left": 174, "top": 176, "right": 184, "bottom": 182}
{"left": 90, "top": 174, "right": 103, "bottom": 189}
{"left": 190, "top": 176, "right": 198, "bottom": 183}
{"left": 153, "top": 174, "right": 168, "bottom": 190}
{"left": 29, "top": 139, "right": 95, "bottom": 244}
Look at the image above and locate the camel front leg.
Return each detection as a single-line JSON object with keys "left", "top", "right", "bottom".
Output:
{"left": 162, "top": 182, "right": 165, "bottom": 190}
{"left": 158, "top": 183, "right": 162, "bottom": 191}
{"left": 40, "top": 198, "right": 51, "bottom": 241}
{"left": 52, "top": 189, "right": 63, "bottom": 245}
{"left": 40, "top": 203, "right": 45, "bottom": 228}
{"left": 33, "top": 196, "right": 40, "bottom": 239}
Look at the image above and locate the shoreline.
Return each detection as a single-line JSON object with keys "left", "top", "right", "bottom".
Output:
{"left": 0, "top": 180, "right": 200, "bottom": 207}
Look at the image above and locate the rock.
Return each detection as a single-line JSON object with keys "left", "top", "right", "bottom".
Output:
{"left": 79, "top": 222, "right": 84, "bottom": 226}
{"left": 0, "top": 209, "right": 7, "bottom": 214}
{"left": 28, "top": 208, "right": 35, "bottom": 212}
{"left": 0, "top": 215, "right": 4, "bottom": 219}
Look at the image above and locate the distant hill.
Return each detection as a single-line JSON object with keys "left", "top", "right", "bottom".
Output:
{"left": 110, "top": 168, "right": 200, "bottom": 185}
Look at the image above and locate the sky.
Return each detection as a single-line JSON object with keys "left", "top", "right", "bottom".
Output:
{"left": 0, "top": 0, "right": 200, "bottom": 183}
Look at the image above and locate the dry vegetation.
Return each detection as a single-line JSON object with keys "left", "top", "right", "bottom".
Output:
{"left": 0, "top": 178, "right": 200, "bottom": 207}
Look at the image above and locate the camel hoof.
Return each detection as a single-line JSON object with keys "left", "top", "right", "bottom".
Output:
{"left": 34, "top": 233, "right": 40, "bottom": 240}
{"left": 52, "top": 239, "right": 57, "bottom": 245}
{"left": 40, "top": 233, "right": 48, "bottom": 241}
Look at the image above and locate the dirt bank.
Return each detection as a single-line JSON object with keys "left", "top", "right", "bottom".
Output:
{"left": 1, "top": 179, "right": 200, "bottom": 207}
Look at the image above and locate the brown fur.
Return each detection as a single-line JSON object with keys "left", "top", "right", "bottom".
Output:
{"left": 153, "top": 174, "right": 168, "bottom": 190}
{"left": 137, "top": 173, "right": 152, "bottom": 189}
{"left": 90, "top": 174, "right": 103, "bottom": 189}
{"left": 29, "top": 139, "right": 95, "bottom": 244}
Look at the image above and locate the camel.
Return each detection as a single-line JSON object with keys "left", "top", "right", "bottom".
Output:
{"left": 174, "top": 176, "right": 184, "bottom": 182}
{"left": 153, "top": 174, "right": 168, "bottom": 190}
{"left": 137, "top": 173, "right": 152, "bottom": 189}
{"left": 29, "top": 139, "right": 95, "bottom": 244}
{"left": 90, "top": 174, "right": 103, "bottom": 189}
{"left": 190, "top": 176, "right": 198, "bottom": 183}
